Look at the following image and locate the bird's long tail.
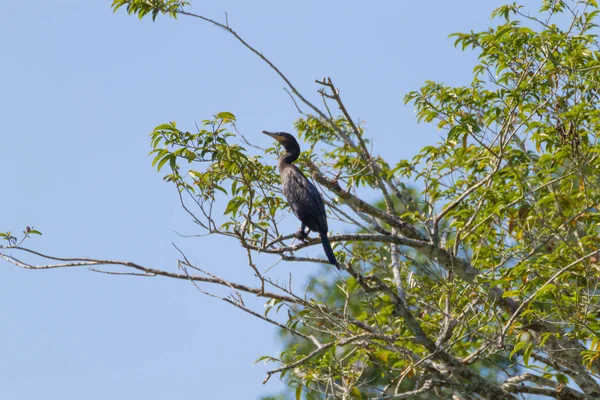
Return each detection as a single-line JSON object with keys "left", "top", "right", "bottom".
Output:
{"left": 319, "top": 231, "right": 339, "bottom": 269}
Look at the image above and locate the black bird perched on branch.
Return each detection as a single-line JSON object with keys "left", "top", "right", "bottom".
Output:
{"left": 263, "top": 131, "right": 339, "bottom": 268}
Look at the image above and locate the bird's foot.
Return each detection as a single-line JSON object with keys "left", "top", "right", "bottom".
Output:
{"left": 295, "top": 229, "right": 309, "bottom": 242}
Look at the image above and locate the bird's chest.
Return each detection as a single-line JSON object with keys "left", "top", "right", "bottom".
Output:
{"left": 280, "top": 169, "right": 309, "bottom": 200}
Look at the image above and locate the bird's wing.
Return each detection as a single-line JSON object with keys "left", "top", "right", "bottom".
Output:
{"left": 282, "top": 166, "right": 328, "bottom": 232}
{"left": 305, "top": 179, "right": 328, "bottom": 232}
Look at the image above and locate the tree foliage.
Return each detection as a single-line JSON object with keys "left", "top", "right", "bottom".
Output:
{"left": 4, "top": 1, "right": 600, "bottom": 399}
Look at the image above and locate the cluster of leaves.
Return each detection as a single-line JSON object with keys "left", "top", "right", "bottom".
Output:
{"left": 406, "top": 0, "right": 600, "bottom": 354}
{"left": 0, "top": 227, "right": 41, "bottom": 247}
{"left": 149, "top": 112, "right": 286, "bottom": 239}
{"left": 111, "top": 0, "right": 189, "bottom": 21}
{"left": 295, "top": 116, "right": 390, "bottom": 190}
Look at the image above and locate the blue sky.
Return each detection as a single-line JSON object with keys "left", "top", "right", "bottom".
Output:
{"left": 1, "top": 1, "right": 505, "bottom": 399}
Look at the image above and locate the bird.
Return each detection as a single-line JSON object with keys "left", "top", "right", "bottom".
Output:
{"left": 262, "top": 131, "right": 339, "bottom": 268}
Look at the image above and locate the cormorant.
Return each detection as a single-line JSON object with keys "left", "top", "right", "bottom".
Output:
{"left": 263, "top": 131, "right": 339, "bottom": 268}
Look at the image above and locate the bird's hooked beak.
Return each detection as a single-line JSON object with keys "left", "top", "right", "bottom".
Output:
{"left": 262, "top": 131, "right": 283, "bottom": 141}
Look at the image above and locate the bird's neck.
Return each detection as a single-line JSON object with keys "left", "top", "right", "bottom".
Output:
{"left": 278, "top": 153, "right": 298, "bottom": 172}
{"left": 278, "top": 141, "right": 301, "bottom": 170}
{"left": 280, "top": 151, "right": 299, "bottom": 165}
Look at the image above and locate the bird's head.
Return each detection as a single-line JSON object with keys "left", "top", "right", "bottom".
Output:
{"left": 262, "top": 131, "right": 296, "bottom": 143}
{"left": 262, "top": 131, "right": 300, "bottom": 153}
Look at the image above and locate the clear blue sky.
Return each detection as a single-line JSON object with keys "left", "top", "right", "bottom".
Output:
{"left": 1, "top": 1, "right": 504, "bottom": 399}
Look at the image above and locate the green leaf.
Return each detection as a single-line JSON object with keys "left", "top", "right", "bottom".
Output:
{"left": 510, "top": 341, "right": 527, "bottom": 360}
{"left": 216, "top": 111, "right": 236, "bottom": 121}
{"left": 254, "top": 355, "right": 273, "bottom": 364}
{"left": 522, "top": 342, "right": 533, "bottom": 367}
{"left": 156, "top": 154, "right": 172, "bottom": 172}
{"left": 536, "top": 284, "right": 557, "bottom": 299}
